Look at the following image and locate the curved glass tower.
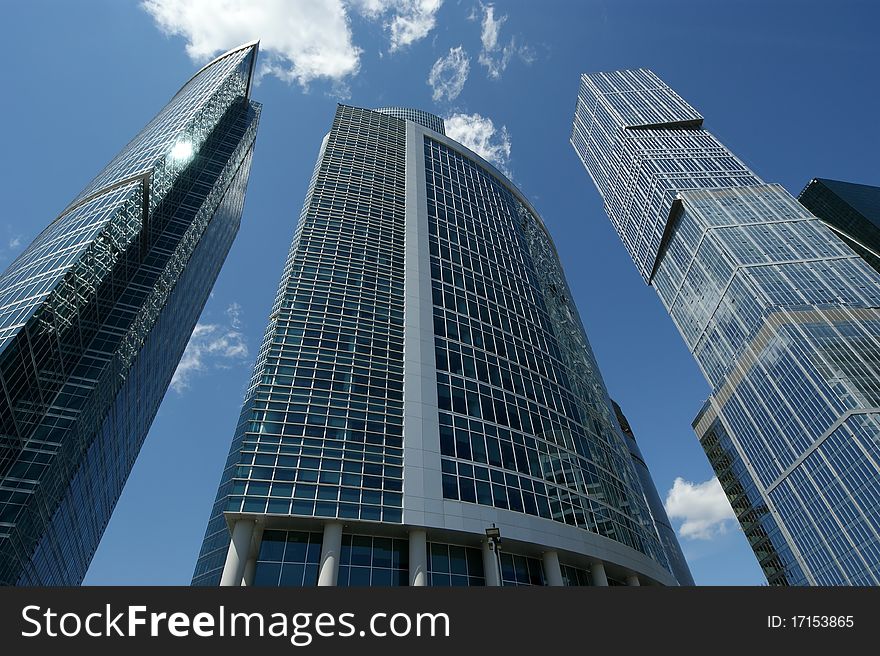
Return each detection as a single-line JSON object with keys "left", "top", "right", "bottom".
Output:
{"left": 572, "top": 69, "right": 880, "bottom": 585}
{"left": 0, "top": 42, "right": 261, "bottom": 585}
{"left": 193, "top": 105, "right": 681, "bottom": 587}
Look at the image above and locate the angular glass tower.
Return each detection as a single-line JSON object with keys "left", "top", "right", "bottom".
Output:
{"left": 572, "top": 69, "right": 880, "bottom": 585}
{"left": 193, "top": 105, "right": 683, "bottom": 587}
{"left": 0, "top": 42, "right": 261, "bottom": 585}
{"left": 798, "top": 178, "right": 880, "bottom": 275}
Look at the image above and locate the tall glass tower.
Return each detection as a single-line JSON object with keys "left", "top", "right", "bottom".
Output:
{"left": 572, "top": 69, "right": 880, "bottom": 585}
{"left": 193, "top": 105, "right": 686, "bottom": 587}
{"left": 0, "top": 42, "right": 261, "bottom": 585}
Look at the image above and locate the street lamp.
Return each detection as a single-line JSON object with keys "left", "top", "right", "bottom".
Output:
{"left": 485, "top": 525, "right": 503, "bottom": 586}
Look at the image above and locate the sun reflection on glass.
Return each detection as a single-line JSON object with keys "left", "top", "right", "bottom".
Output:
{"left": 170, "top": 139, "right": 194, "bottom": 162}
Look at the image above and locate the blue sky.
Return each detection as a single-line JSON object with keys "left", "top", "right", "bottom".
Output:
{"left": 2, "top": 0, "right": 877, "bottom": 586}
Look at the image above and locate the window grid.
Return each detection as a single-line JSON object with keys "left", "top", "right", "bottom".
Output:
{"left": 426, "top": 541, "right": 485, "bottom": 586}
{"left": 425, "top": 136, "right": 667, "bottom": 565}
{"left": 194, "top": 106, "right": 409, "bottom": 586}
{"left": 499, "top": 552, "right": 544, "bottom": 586}
{"left": 337, "top": 534, "right": 409, "bottom": 587}
{"left": 252, "top": 530, "right": 323, "bottom": 587}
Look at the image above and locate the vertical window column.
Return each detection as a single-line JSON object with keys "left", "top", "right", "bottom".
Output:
{"left": 626, "top": 573, "right": 641, "bottom": 586}
{"left": 317, "top": 521, "right": 343, "bottom": 586}
{"left": 220, "top": 519, "right": 256, "bottom": 586}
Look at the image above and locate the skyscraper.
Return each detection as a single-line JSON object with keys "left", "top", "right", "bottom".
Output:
{"left": 193, "top": 105, "right": 684, "bottom": 587}
{"left": 798, "top": 178, "right": 880, "bottom": 275}
{"left": 0, "top": 42, "right": 261, "bottom": 585}
{"left": 572, "top": 69, "right": 880, "bottom": 585}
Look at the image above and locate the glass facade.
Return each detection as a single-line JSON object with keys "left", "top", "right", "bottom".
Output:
{"left": 374, "top": 107, "right": 446, "bottom": 134}
{"left": 426, "top": 542, "right": 485, "bottom": 586}
{"left": 252, "top": 530, "right": 323, "bottom": 587}
{"left": 193, "top": 105, "right": 408, "bottom": 586}
{"left": 0, "top": 42, "right": 261, "bottom": 585}
{"left": 338, "top": 534, "right": 409, "bottom": 587}
{"left": 572, "top": 68, "right": 880, "bottom": 585}
{"left": 425, "top": 137, "right": 666, "bottom": 565}
{"left": 499, "top": 553, "right": 545, "bottom": 586}
{"left": 798, "top": 178, "right": 880, "bottom": 275}
{"left": 560, "top": 563, "right": 592, "bottom": 586}
{"left": 194, "top": 104, "right": 680, "bottom": 587}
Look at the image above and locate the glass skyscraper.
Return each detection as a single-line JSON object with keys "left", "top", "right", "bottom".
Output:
{"left": 193, "top": 105, "right": 687, "bottom": 587}
{"left": 572, "top": 69, "right": 880, "bottom": 585}
{"left": 0, "top": 42, "right": 261, "bottom": 585}
{"left": 798, "top": 178, "right": 880, "bottom": 275}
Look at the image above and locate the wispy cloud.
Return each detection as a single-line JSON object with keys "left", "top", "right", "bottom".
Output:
{"left": 387, "top": 0, "right": 442, "bottom": 51}
{"left": 427, "top": 46, "right": 470, "bottom": 102}
{"left": 473, "top": 3, "right": 533, "bottom": 79}
{"left": 353, "top": 0, "right": 443, "bottom": 52}
{"left": 226, "top": 301, "right": 243, "bottom": 329}
{"left": 479, "top": 2, "right": 505, "bottom": 52}
{"left": 664, "top": 476, "right": 737, "bottom": 540}
{"left": 171, "top": 303, "right": 250, "bottom": 393}
{"left": 142, "top": 0, "right": 443, "bottom": 88}
{"left": 1, "top": 225, "right": 25, "bottom": 263}
{"left": 444, "top": 112, "right": 511, "bottom": 176}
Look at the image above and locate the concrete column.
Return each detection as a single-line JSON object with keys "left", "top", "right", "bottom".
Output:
{"left": 317, "top": 521, "right": 344, "bottom": 586}
{"left": 626, "top": 573, "right": 641, "bottom": 587}
{"left": 241, "top": 558, "right": 257, "bottom": 587}
{"left": 482, "top": 540, "right": 500, "bottom": 586}
{"left": 409, "top": 528, "right": 428, "bottom": 586}
{"left": 241, "top": 524, "right": 264, "bottom": 586}
{"left": 591, "top": 560, "right": 609, "bottom": 587}
{"left": 220, "top": 519, "right": 254, "bottom": 587}
{"left": 542, "top": 550, "right": 564, "bottom": 586}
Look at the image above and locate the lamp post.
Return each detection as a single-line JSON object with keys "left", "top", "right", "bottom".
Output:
{"left": 485, "top": 525, "right": 503, "bottom": 587}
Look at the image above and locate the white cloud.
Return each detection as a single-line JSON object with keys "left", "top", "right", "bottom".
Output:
{"left": 142, "top": 0, "right": 362, "bottom": 87}
{"left": 665, "top": 476, "right": 737, "bottom": 540}
{"left": 427, "top": 46, "right": 470, "bottom": 102}
{"left": 353, "top": 0, "right": 443, "bottom": 52}
{"left": 353, "top": 0, "right": 387, "bottom": 13}
{"left": 8, "top": 236, "right": 22, "bottom": 250}
{"left": 474, "top": 3, "right": 533, "bottom": 79}
{"left": 444, "top": 112, "right": 512, "bottom": 175}
{"left": 479, "top": 2, "right": 505, "bottom": 52}
{"left": 388, "top": 0, "right": 442, "bottom": 51}
{"left": 142, "top": 0, "right": 445, "bottom": 86}
{"left": 170, "top": 304, "right": 250, "bottom": 393}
